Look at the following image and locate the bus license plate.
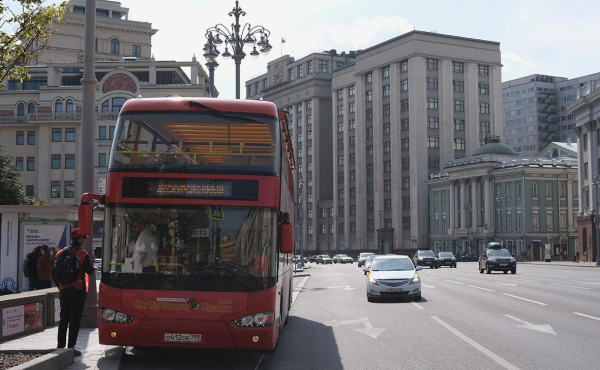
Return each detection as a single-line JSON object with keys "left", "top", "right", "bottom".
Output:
{"left": 164, "top": 334, "right": 201, "bottom": 343}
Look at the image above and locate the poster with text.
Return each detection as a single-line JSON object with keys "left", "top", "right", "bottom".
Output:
{"left": 2, "top": 305, "right": 24, "bottom": 336}
{"left": 24, "top": 302, "right": 44, "bottom": 331}
{"left": 1, "top": 213, "right": 19, "bottom": 293}
{"left": 54, "top": 298, "right": 61, "bottom": 324}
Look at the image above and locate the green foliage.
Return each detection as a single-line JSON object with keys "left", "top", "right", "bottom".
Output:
{"left": 25, "top": 196, "right": 48, "bottom": 205}
{"left": 0, "top": 0, "right": 67, "bottom": 89}
{"left": 0, "top": 143, "right": 26, "bottom": 205}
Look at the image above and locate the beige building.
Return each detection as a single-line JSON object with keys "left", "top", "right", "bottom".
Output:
{"left": 0, "top": 0, "right": 212, "bottom": 204}
{"left": 331, "top": 31, "right": 503, "bottom": 252}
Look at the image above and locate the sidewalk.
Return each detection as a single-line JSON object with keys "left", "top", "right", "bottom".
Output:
{"left": 522, "top": 261, "right": 599, "bottom": 268}
{"left": 0, "top": 326, "right": 122, "bottom": 370}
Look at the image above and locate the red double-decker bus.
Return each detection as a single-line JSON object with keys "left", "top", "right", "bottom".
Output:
{"left": 78, "top": 97, "right": 296, "bottom": 350}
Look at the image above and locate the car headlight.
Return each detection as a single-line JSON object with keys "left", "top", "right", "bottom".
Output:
{"left": 234, "top": 310, "right": 275, "bottom": 327}
{"left": 99, "top": 307, "right": 134, "bottom": 323}
{"left": 452, "top": 258, "right": 456, "bottom": 261}
{"left": 511, "top": 258, "right": 516, "bottom": 263}
{"left": 368, "top": 275, "right": 379, "bottom": 285}
{"left": 487, "top": 258, "right": 495, "bottom": 263}
{"left": 418, "top": 257, "right": 423, "bottom": 260}
{"left": 410, "top": 275, "right": 420, "bottom": 284}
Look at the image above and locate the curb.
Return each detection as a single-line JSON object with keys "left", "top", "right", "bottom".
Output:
{"left": 522, "top": 262, "right": 599, "bottom": 268}
{"left": 293, "top": 274, "right": 311, "bottom": 277}
{"left": 5, "top": 348, "right": 73, "bottom": 370}
{"left": 97, "top": 346, "right": 125, "bottom": 370}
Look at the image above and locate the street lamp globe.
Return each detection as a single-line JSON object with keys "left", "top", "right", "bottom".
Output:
{"left": 250, "top": 46, "right": 260, "bottom": 58}
{"left": 221, "top": 46, "right": 232, "bottom": 60}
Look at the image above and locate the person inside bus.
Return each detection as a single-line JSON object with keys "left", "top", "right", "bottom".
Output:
{"left": 132, "top": 219, "right": 156, "bottom": 272}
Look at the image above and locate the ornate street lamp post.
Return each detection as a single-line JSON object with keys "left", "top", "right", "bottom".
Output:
{"left": 592, "top": 175, "right": 600, "bottom": 265}
{"left": 204, "top": 1, "right": 272, "bottom": 99}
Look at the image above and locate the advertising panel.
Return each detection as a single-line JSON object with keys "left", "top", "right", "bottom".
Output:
{"left": 0, "top": 213, "right": 19, "bottom": 293}
{"left": 2, "top": 305, "right": 24, "bottom": 336}
{"left": 24, "top": 302, "right": 44, "bottom": 331}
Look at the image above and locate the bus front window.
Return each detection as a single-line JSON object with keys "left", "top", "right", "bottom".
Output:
{"left": 102, "top": 205, "right": 278, "bottom": 292}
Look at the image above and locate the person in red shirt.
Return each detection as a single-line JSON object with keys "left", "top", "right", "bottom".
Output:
{"left": 55, "top": 228, "right": 94, "bottom": 356}
{"left": 37, "top": 245, "right": 53, "bottom": 288}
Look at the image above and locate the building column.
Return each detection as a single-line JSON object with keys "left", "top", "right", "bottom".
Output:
{"left": 460, "top": 179, "right": 467, "bottom": 228}
{"left": 567, "top": 179, "right": 574, "bottom": 228}
{"left": 576, "top": 126, "right": 584, "bottom": 213}
{"left": 484, "top": 175, "right": 492, "bottom": 228}
{"left": 449, "top": 182, "right": 455, "bottom": 232}
{"left": 472, "top": 177, "right": 480, "bottom": 228}
{"left": 587, "top": 122, "right": 597, "bottom": 213}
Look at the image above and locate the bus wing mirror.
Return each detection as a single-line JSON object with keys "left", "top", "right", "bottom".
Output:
{"left": 279, "top": 223, "right": 293, "bottom": 254}
{"left": 78, "top": 204, "right": 93, "bottom": 236}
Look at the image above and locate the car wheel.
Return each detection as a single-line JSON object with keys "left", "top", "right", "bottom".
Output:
{"left": 414, "top": 295, "right": 422, "bottom": 302}
{"left": 429, "top": 266, "right": 433, "bottom": 269}
{"left": 503, "top": 270, "right": 508, "bottom": 274}
{"left": 486, "top": 264, "right": 492, "bottom": 274}
{"left": 435, "top": 265, "right": 439, "bottom": 269}
{"left": 511, "top": 269, "right": 517, "bottom": 274}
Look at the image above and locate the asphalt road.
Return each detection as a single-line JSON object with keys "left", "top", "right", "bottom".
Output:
{"left": 120, "top": 262, "right": 600, "bottom": 370}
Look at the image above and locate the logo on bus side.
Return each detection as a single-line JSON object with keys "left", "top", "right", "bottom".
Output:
{"left": 133, "top": 298, "right": 232, "bottom": 313}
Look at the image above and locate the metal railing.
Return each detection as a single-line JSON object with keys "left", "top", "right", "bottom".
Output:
{"left": 0, "top": 112, "right": 119, "bottom": 125}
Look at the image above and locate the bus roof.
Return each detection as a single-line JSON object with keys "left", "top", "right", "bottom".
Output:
{"left": 120, "top": 97, "right": 279, "bottom": 118}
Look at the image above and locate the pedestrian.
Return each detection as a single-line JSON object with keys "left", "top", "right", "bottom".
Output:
{"left": 583, "top": 250, "right": 588, "bottom": 263}
{"left": 24, "top": 246, "right": 42, "bottom": 291}
{"left": 37, "top": 245, "right": 53, "bottom": 289}
{"left": 575, "top": 251, "right": 580, "bottom": 263}
{"left": 54, "top": 228, "right": 94, "bottom": 356}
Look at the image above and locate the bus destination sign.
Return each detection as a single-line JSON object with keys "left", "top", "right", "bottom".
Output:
{"left": 122, "top": 178, "right": 258, "bottom": 200}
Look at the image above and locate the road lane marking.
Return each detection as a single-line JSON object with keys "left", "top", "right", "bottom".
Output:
{"left": 292, "top": 276, "right": 310, "bottom": 306}
{"left": 511, "top": 278, "right": 540, "bottom": 283}
{"left": 495, "top": 282, "right": 517, "bottom": 286}
{"left": 549, "top": 283, "right": 590, "bottom": 290}
{"left": 445, "top": 279, "right": 464, "bottom": 285}
{"left": 571, "top": 281, "right": 600, "bottom": 285}
{"left": 503, "top": 314, "right": 556, "bottom": 335}
{"left": 422, "top": 275, "right": 442, "bottom": 280}
{"left": 573, "top": 312, "right": 600, "bottom": 322}
{"left": 411, "top": 302, "right": 424, "bottom": 310}
{"left": 254, "top": 353, "right": 265, "bottom": 370}
{"left": 502, "top": 293, "right": 547, "bottom": 306}
{"left": 324, "top": 318, "right": 387, "bottom": 339}
{"left": 469, "top": 285, "right": 495, "bottom": 292}
{"left": 431, "top": 316, "right": 521, "bottom": 370}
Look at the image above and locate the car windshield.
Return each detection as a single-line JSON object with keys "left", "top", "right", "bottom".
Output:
{"left": 360, "top": 253, "right": 374, "bottom": 258}
{"left": 439, "top": 252, "right": 454, "bottom": 257}
{"left": 419, "top": 250, "right": 435, "bottom": 257}
{"left": 321, "top": 255, "right": 330, "bottom": 258}
{"left": 366, "top": 255, "right": 379, "bottom": 262}
{"left": 488, "top": 249, "right": 512, "bottom": 257}
{"left": 339, "top": 254, "right": 349, "bottom": 257}
{"left": 102, "top": 204, "right": 277, "bottom": 292}
{"left": 371, "top": 258, "right": 414, "bottom": 271}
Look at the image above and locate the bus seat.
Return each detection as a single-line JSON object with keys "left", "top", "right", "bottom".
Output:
{"left": 222, "top": 156, "right": 248, "bottom": 166}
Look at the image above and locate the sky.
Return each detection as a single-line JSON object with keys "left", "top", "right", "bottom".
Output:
{"left": 61, "top": 0, "right": 600, "bottom": 98}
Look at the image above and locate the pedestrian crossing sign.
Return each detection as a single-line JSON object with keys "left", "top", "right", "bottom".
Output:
{"left": 209, "top": 206, "right": 225, "bottom": 221}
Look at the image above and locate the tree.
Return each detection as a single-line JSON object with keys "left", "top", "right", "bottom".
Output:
{"left": 0, "top": 0, "right": 67, "bottom": 89}
{"left": 0, "top": 143, "right": 26, "bottom": 205}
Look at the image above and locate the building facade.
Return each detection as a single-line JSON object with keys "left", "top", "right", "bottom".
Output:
{"left": 0, "top": 0, "right": 211, "bottom": 204}
{"left": 569, "top": 77, "right": 600, "bottom": 263}
{"left": 331, "top": 31, "right": 502, "bottom": 253}
{"left": 428, "top": 140, "right": 578, "bottom": 260}
{"left": 246, "top": 51, "right": 356, "bottom": 253}
{"left": 502, "top": 73, "right": 600, "bottom": 156}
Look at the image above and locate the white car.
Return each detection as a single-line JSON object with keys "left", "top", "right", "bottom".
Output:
{"left": 364, "top": 255, "right": 422, "bottom": 302}
{"left": 357, "top": 252, "right": 375, "bottom": 267}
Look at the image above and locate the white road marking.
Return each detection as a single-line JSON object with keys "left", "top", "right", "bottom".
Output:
{"left": 469, "top": 285, "right": 495, "bottom": 292}
{"left": 431, "top": 316, "right": 521, "bottom": 370}
{"left": 503, "top": 314, "right": 556, "bottom": 335}
{"left": 573, "top": 312, "right": 600, "bottom": 322}
{"left": 445, "top": 279, "right": 464, "bottom": 285}
{"left": 549, "top": 283, "right": 590, "bottom": 290}
{"left": 424, "top": 276, "right": 443, "bottom": 280}
{"left": 323, "top": 318, "right": 387, "bottom": 339}
{"left": 495, "top": 282, "right": 517, "bottom": 286}
{"left": 502, "top": 293, "right": 548, "bottom": 306}
{"left": 254, "top": 353, "right": 265, "bottom": 370}
{"left": 325, "top": 285, "right": 356, "bottom": 291}
{"left": 571, "top": 281, "right": 600, "bottom": 285}
{"left": 511, "top": 278, "right": 540, "bottom": 283}
{"left": 292, "top": 276, "right": 310, "bottom": 306}
{"left": 411, "top": 302, "right": 424, "bottom": 310}
{"left": 422, "top": 284, "right": 436, "bottom": 288}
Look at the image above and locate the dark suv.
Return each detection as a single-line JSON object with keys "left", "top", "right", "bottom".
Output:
{"left": 438, "top": 252, "right": 457, "bottom": 268}
{"left": 479, "top": 243, "right": 517, "bottom": 274}
{"left": 413, "top": 250, "right": 439, "bottom": 269}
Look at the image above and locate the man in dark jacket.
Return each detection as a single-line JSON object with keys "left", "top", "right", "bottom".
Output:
{"left": 55, "top": 228, "right": 94, "bottom": 356}
{"left": 26, "top": 246, "right": 42, "bottom": 291}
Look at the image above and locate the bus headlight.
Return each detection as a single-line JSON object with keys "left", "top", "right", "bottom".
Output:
{"left": 234, "top": 311, "right": 275, "bottom": 327}
{"left": 99, "top": 307, "right": 134, "bottom": 323}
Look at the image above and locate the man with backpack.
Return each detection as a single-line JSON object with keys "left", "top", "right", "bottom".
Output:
{"left": 53, "top": 228, "right": 94, "bottom": 356}
{"left": 24, "top": 246, "right": 42, "bottom": 291}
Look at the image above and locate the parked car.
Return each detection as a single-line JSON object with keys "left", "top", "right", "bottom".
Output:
{"left": 333, "top": 254, "right": 354, "bottom": 264}
{"left": 316, "top": 254, "right": 333, "bottom": 264}
{"left": 413, "top": 250, "right": 439, "bottom": 269}
{"left": 293, "top": 255, "right": 308, "bottom": 264}
{"left": 438, "top": 252, "right": 457, "bottom": 268}
{"left": 461, "top": 254, "right": 479, "bottom": 262}
{"left": 479, "top": 242, "right": 517, "bottom": 274}
{"left": 363, "top": 254, "right": 382, "bottom": 273}
{"left": 365, "top": 255, "right": 422, "bottom": 302}
{"left": 357, "top": 252, "right": 375, "bottom": 267}
{"left": 309, "top": 255, "right": 319, "bottom": 263}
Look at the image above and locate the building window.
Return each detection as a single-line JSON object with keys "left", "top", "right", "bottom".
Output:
{"left": 478, "top": 65, "right": 489, "bottom": 76}
{"left": 383, "top": 85, "right": 390, "bottom": 97}
{"left": 401, "top": 60, "right": 408, "bottom": 72}
{"left": 383, "top": 142, "right": 391, "bottom": 154}
{"left": 452, "top": 62, "right": 464, "bottom": 73}
{"left": 427, "top": 137, "right": 439, "bottom": 148}
{"left": 546, "top": 182, "right": 552, "bottom": 197}
{"left": 402, "top": 138, "right": 409, "bottom": 150}
{"left": 308, "top": 225, "right": 314, "bottom": 235}
{"left": 338, "top": 122, "right": 344, "bottom": 133}
{"left": 98, "top": 153, "right": 107, "bottom": 167}
{"left": 402, "top": 158, "right": 409, "bottom": 169}
{"left": 383, "top": 66, "right": 390, "bottom": 78}
{"left": 350, "top": 136, "right": 355, "bottom": 147}
{"left": 349, "top": 153, "right": 355, "bottom": 164}
{"left": 366, "top": 72, "right": 372, "bottom": 83}
{"left": 427, "top": 117, "right": 439, "bottom": 129}
{"left": 428, "top": 156, "right": 439, "bottom": 168}
{"left": 349, "top": 119, "right": 356, "bottom": 130}
{"left": 350, "top": 170, "right": 356, "bottom": 181}
{"left": 349, "top": 102, "right": 355, "bottom": 113}
{"left": 307, "top": 99, "right": 312, "bottom": 109}
{"left": 16, "top": 131, "right": 24, "bottom": 145}
{"left": 366, "top": 109, "right": 373, "bottom": 120}
{"left": 384, "top": 180, "right": 391, "bottom": 192}
{"left": 297, "top": 148, "right": 303, "bottom": 158}
{"left": 102, "top": 100, "right": 110, "bottom": 112}
{"left": 367, "top": 164, "right": 374, "bottom": 175}
{"left": 560, "top": 214, "right": 566, "bottom": 228}
{"left": 383, "top": 123, "right": 390, "bottom": 134}
{"left": 453, "top": 119, "right": 465, "bottom": 131}
{"left": 367, "top": 182, "right": 374, "bottom": 194}
{"left": 308, "top": 193, "right": 313, "bottom": 203}
{"left": 401, "top": 118, "right": 409, "bottom": 130}
{"left": 427, "top": 98, "right": 438, "bottom": 110}
{"left": 109, "top": 126, "right": 115, "bottom": 140}
{"left": 479, "top": 84, "right": 489, "bottom": 95}
{"left": 15, "top": 157, "right": 23, "bottom": 171}
{"left": 52, "top": 128, "right": 62, "bottom": 142}
{"left": 366, "top": 90, "right": 373, "bottom": 102}
{"left": 532, "top": 183, "right": 538, "bottom": 197}
{"left": 383, "top": 104, "right": 390, "bottom": 116}
{"left": 384, "top": 161, "right": 391, "bottom": 173}
{"left": 426, "top": 58, "right": 438, "bottom": 70}
{"left": 51, "top": 181, "right": 61, "bottom": 198}
{"left": 51, "top": 154, "right": 61, "bottom": 169}
{"left": 427, "top": 78, "right": 438, "bottom": 90}
{"left": 111, "top": 38, "right": 120, "bottom": 54}
{"left": 132, "top": 45, "right": 141, "bottom": 57}
{"left": 307, "top": 115, "right": 312, "bottom": 125}
{"left": 307, "top": 60, "right": 313, "bottom": 74}
{"left": 64, "top": 181, "right": 75, "bottom": 198}
{"left": 454, "top": 139, "right": 465, "bottom": 150}
{"left": 65, "top": 99, "right": 74, "bottom": 113}
{"left": 350, "top": 188, "right": 356, "bottom": 199}
{"left": 367, "top": 145, "right": 373, "bottom": 156}
{"left": 65, "top": 154, "right": 75, "bottom": 169}
{"left": 403, "top": 217, "right": 411, "bottom": 229}
{"left": 288, "top": 68, "right": 294, "bottom": 81}
{"left": 532, "top": 214, "right": 539, "bottom": 229}
{"left": 402, "top": 197, "right": 410, "bottom": 209}
{"left": 517, "top": 213, "right": 523, "bottom": 229}
{"left": 546, "top": 214, "right": 553, "bottom": 229}
{"left": 297, "top": 134, "right": 302, "bottom": 143}
{"left": 402, "top": 177, "right": 410, "bottom": 189}
{"left": 112, "top": 97, "right": 126, "bottom": 112}
{"left": 560, "top": 183, "right": 566, "bottom": 197}
{"left": 17, "top": 103, "right": 25, "bottom": 117}
{"left": 307, "top": 146, "right": 312, "bottom": 156}
{"left": 337, "top": 89, "right": 343, "bottom": 100}
{"left": 349, "top": 85, "right": 355, "bottom": 96}
{"left": 453, "top": 81, "right": 464, "bottom": 92}
{"left": 401, "top": 99, "right": 409, "bottom": 111}
{"left": 401, "top": 79, "right": 408, "bottom": 92}
{"left": 65, "top": 127, "right": 76, "bottom": 142}
{"left": 54, "top": 99, "right": 63, "bottom": 113}
{"left": 318, "top": 60, "right": 328, "bottom": 73}
{"left": 479, "top": 122, "right": 490, "bottom": 133}
{"left": 479, "top": 103, "right": 490, "bottom": 114}
{"left": 337, "top": 105, "right": 344, "bottom": 116}
{"left": 27, "top": 157, "right": 35, "bottom": 171}
{"left": 297, "top": 118, "right": 303, "bottom": 127}
{"left": 26, "top": 185, "right": 34, "bottom": 197}
{"left": 28, "top": 103, "right": 35, "bottom": 114}
{"left": 366, "top": 127, "right": 373, "bottom": 138}
{"left": 454, "top": 100, "right": 465, "bottom": 112}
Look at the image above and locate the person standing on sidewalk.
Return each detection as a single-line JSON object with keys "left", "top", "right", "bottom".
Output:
{"left": 37, "top": 245, "right": 53, "bottom": 289}
{"left": 54, "top": 228, "right": 94, "bottom": 356}
{"left": 24, "top": 246, "right": 42, "bottom": 291}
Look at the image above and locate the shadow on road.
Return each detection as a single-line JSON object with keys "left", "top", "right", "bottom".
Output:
{"left": 369, "top": 296, "right": 429, "bottom": 304}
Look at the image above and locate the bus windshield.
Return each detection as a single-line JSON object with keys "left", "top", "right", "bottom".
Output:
{"left": 102, "top": 204, "right": 278, "bottom": 292}
{"left": 109, "top": 111, "right": 280, "bottom": 175}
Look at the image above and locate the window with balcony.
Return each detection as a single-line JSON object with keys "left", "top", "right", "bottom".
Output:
{"left": 51, "top": 154, "right": 61, "bottom": 169}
